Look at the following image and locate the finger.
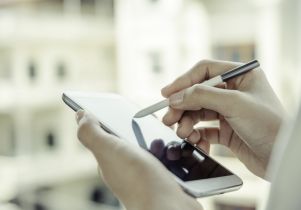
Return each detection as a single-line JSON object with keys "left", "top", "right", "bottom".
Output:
{"left": 163, "top": 108, "right": 218, "bottom": 128}
{"left": 76, "top": 111, "right": 119, "bottom": 153}
{"left": 196, "top": 140, "right": 210, "bottom": 154}
{"left": 198, "top": 109, "right": 219, "bottom": 121}
{"left": 162, "top": 107, "right": 184, "bottom": 126}
{"left": 187, "top": 127, "right": 220, "bottom": 145}
{"left": 169, "top": 84, "right": 243, "bottom": 117}
{"left": 176, "top": 113, "right": 195, "bottom": 139}
{"left": 216, "top": 82, "right": 227, "bottom": 89}
{"left": 175, "top": 110, "right": 212, "bottom": 139}
{"left": 161, "top": 60, "right": 240, "bottom": 97}
{"left": 187, "top": 129, "right": 201, "bottom": 144}
{"left": 173, "top": 109, "right": 219, "bottom": 139}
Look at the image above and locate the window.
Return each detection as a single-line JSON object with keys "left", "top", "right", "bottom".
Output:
{"left": 213, "top": 43, "right": 255, "bottom": 62}
{"left": 46, "top": 132, "right": 56, "bottom": 149}
{"left": 90, "top": 187, "right": 104, "bottom": 203}
{"left": 90, "top": 185, "right": 120, "bottom": 206}
{"left": 56, "top": 61, "right": 67, "bottom": 80}
{"left": 149, "top": 51, "right": 163, "bottom": 74}
{"left": 28, "top": 61, "right": 37, "bottom": 80}
{"left": 95, "top": 0, "right": 114, "bottom": 17}
{"left": 81, "top": 0, "right": 96, "bottom": 15}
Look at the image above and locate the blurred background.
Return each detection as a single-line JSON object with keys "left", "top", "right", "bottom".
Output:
{"left": 0, "top": 0, "right": 301, "bottom": 210}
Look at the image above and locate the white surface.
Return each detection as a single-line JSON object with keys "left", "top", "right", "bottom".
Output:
{"left": 63, "top": 91, "right": 184, "bottom": 146}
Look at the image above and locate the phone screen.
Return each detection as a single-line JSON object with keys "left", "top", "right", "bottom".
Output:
{"left": 68, "top": 94, "right": 232, "bottom": 181}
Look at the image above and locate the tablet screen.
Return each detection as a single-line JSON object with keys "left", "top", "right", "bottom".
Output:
{"left": 68, "top": 93, "right": 232, "bottom": 181}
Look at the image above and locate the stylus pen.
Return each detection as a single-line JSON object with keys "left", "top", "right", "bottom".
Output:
{"left": 134, "top": 60, "right": 260, "bottom": 118}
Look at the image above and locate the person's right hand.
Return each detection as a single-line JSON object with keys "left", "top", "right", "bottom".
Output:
{"left": 161, "top": 59, "right": 285, "bottom": 179}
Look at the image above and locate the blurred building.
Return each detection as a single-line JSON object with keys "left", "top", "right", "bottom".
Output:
{"left": 116, "top": 0, "right": 301, "bottom": 111}
{"left": 0, "top": 0, "right": 301, "bottom": 210}
{"left": 0, "top": 0, "right": 119, "bottom": 210}
{"left": 116, "top": 0, "right": 210, "bottom": 106}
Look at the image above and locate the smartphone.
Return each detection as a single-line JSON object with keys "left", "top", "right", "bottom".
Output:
{"left": 62, "top": 91, "right": 243, "bottom": 197}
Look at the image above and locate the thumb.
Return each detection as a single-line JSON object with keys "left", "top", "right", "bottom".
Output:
{"left": 169, "top": 84, "right": 242, "bottom": 117}
{"left": 76, "top": 110, "right": 119, "bottom": 155}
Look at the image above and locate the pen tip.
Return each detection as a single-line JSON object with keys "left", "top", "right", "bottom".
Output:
{"left": 133, "top": 112, "right": 143, "bottom": 118}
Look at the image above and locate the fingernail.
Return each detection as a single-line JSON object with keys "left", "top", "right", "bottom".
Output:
{"left": 169, "top": 91, "right": 184, "bottom": 106}
{"left": 76, "top": 110, "right": 85, "bottom": 123}
{"left": 188, "top": 132, "right": 200, "bottom": 144}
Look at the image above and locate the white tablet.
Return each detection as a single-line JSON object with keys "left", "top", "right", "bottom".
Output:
{"left": 62, "top": 91, "right": 243, "bottom": 197}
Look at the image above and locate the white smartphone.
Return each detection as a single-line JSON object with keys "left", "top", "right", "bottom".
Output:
{"left": 62, "top": 91, "right": 243, "bottom": 198}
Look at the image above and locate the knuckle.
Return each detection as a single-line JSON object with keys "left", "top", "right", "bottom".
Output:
{"left": 176, "top": 128, "right": 186, "bottom": 139}
{"left": 192, "top": 59, "right": 212, "bottom": 73}
{"left": 198, "top": 59, "right": 212, "bottom": 65}
{"left": 180, "top": 85, "right": 205, "bottom": 110}
{"left": 191, "top": 84, "right": 205, "bottom": 96}
{"left": 186, "top": 60, "right": 211, "bottom": 79}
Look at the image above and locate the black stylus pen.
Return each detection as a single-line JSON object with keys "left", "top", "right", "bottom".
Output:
{"left": 134, "top": 60, "right": 260, "bottom": 118}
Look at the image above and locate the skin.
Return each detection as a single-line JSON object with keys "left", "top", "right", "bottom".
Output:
{"left": 76, "top": 111, "right": 202, "bottom": 210}
{"left": 75, "top": 59, "right": 284, "bottom": 209}
{"left": 162, "top": 59, "right": 284, "bottom": 178}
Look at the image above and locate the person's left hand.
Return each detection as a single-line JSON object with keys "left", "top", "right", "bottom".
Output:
{"left": 76, "top": 110, "right": 202, "bottom": 210}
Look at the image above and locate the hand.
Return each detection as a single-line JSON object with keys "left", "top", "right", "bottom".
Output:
{"left": 161, "top": 59, "right": 285, "bottom": 178}
{"left": 76, "top": 110, "right": 202, "bottom": 210}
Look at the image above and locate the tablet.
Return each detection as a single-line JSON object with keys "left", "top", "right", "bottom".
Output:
{"left": 62, "top": 91, "right": 242, "bottom": 197}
